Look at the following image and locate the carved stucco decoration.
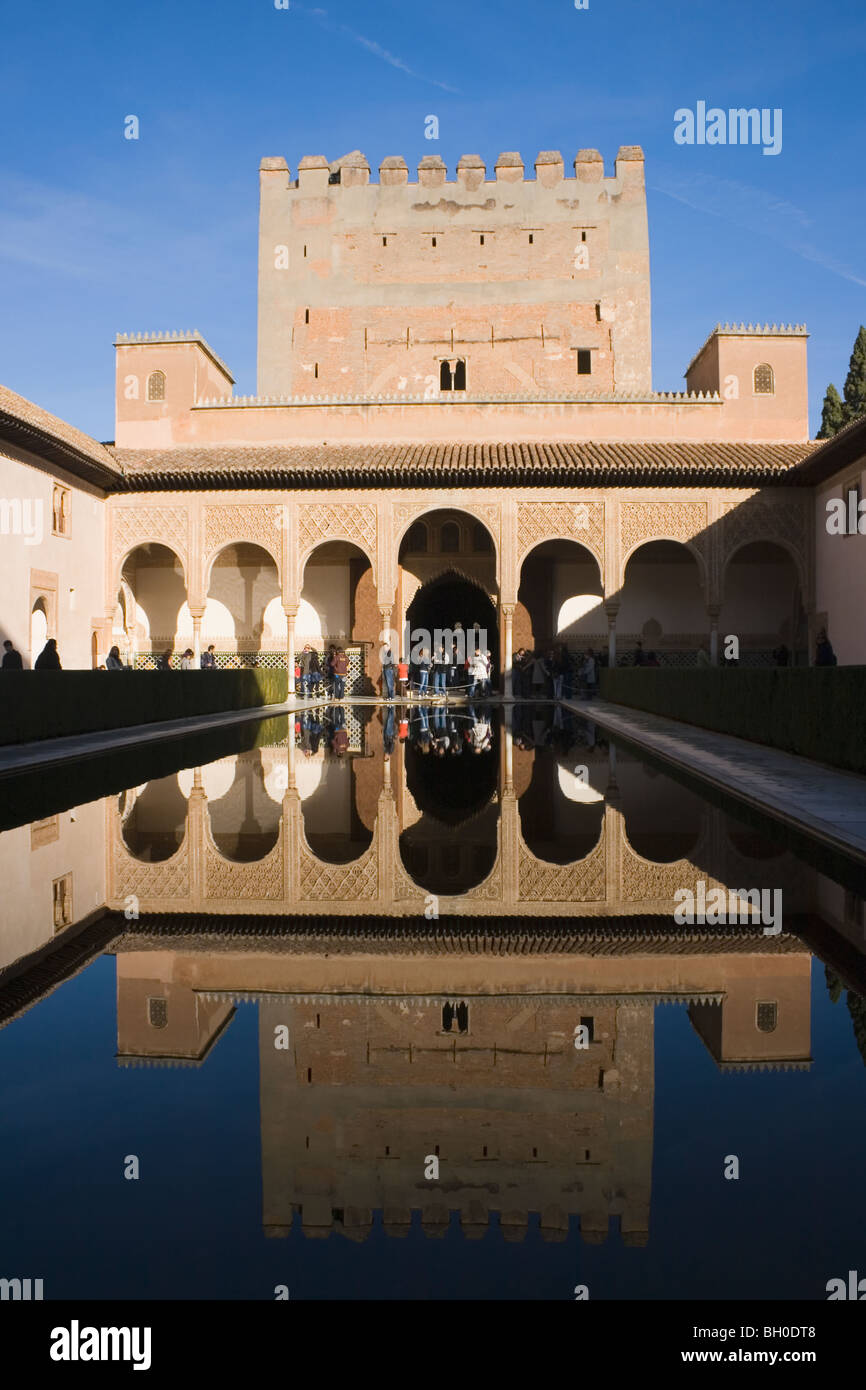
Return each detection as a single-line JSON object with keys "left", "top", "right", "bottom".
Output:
{"left": 619, "top": 502, "right": 708, "bottom": 586}
{"left": 298, "top": 846, "right": 379, "bottom": 900}
{"left": 393, "top": 855, "right": 426, "bottom": 903}
{"left": 621, "top": 845, "right": 715, "bottom": 904}
{"left": 297, "top": 503, "right": 378, "bottom": 563}
{"left": 204, "top": 842, "right": 284, "bottom": 899}
{"left": 460, "top": 857, "right": 504, "bottom": 900}
{"left": 204, "top": 504, "right": 282, "bottom": 568}
{"left": 113, "top": 844, "right": 190, "bottom": 900}
{"left": 516, "top": 501, "right": 605, "bottom": 576}
{"left": 721, "top": 496, "right": 808, "bottom": 589}
{"left": 112, "top": 504, "right": 190, "bottom": 574}
{"left": 518, "top": 842, "right": 606, "bottom": 902}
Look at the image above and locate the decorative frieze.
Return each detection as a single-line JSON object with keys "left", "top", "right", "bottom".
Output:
{"left": 516, "top": 501, "right": 605, "bottom": 576}
{"left": 297, "top": 502, "right": 378, "bottom": 561}
{"left": 203, "top": 503, "right": 282, "bottom": 566}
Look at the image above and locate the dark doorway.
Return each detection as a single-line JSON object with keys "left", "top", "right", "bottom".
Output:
{"left": 406, "top": 572, "right": 499, "bottom": 681}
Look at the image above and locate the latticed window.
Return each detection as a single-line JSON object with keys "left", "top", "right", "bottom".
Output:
{"left": 756, "top": 1001, "right": 778, "bottom": 1033}
{"left": 147, "top": 369, "right": 166, "bottom": 401}
{"left": 754, "top": 363, "right": 774, "bottom": 394}
{"left": 148, "top": 997, "right": 168, "bottom": 1029}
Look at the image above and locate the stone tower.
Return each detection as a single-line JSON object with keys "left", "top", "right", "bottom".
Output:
{"left": 257, "top": 147, "right": 651, "bottom": 400}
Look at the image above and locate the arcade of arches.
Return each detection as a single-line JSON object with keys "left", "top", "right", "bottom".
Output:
{"left": 109, "top": 706, "right": 811, "bottom": 915}
{"left": 106, "top": 490, "right": 811, "bottom": 683}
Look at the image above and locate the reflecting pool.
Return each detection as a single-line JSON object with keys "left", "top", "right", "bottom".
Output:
{"left": 1, "top": 703, "right": 865, "bottom": 1299}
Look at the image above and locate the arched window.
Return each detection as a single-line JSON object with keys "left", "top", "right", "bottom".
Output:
{"left": 440, "top": 521, "right": 460, "bottom": 553}
{"left": 472, "top": 523, "right": 492, "bottom": 554}
{"left": 453, "top": 359, "right": 466, "bottom": 390}
{"left": 439, "top": 360, "right": 453, "bottom": 391}
{"left": 147, "top": 370, "right": 166, "bottom": 402}
{"left": 754, "top": 363, "right": 775, "bottom": 394}
{"left": 756, "top": 1001, "right": 777, "bottom": 1033}
{"left": 405, "top": 521, "right": 427, "bottom": 553}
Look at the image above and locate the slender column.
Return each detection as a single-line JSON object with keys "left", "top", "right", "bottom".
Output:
{"left": 190, "top": 611, "right": 203, "bottom": 666}
{"left": 604, "top": 602, "right": 619, "bottom": 669}
{"left": 285, "top": 610, "right": 297, "bottom": 694}
{"left": 707, "top": 604, "right": 720, "bottom": 666}
{"left": 501, "top": 603, "right": 514, "bottom": 699}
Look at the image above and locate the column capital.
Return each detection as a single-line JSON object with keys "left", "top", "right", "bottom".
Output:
{"left": 706, "top": 603, "right": 721, "bottom": 621}
{"left": 501, "top": 603, "right": 516, "bottom": 620}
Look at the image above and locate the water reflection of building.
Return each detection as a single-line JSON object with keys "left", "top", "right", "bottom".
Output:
{"left": 107, "top": 717, "right": 819, "bottom": 921}
{"left": 111, "top": 926, "right": 813, "bottom": 1243}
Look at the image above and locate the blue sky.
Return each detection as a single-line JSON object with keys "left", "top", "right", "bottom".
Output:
{"left": 1, "top": 0, "right": 864, "bottom": 440}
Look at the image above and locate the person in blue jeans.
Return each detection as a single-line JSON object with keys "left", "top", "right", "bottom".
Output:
{"left": 417, "top": 648, "right": 431, "bottom": 697}
{"left": 381, "top": 646, "right": 396, "bottom": 699}
{"left": 433, "top": 644, "right": 449, "bottom": 696}
{"left": 333, "top": 647, "right": 348, "bottom": 700}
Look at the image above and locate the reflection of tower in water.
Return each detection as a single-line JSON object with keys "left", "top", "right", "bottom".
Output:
{"left": 258, "top": 987, "right": 654, "bottom": 1246}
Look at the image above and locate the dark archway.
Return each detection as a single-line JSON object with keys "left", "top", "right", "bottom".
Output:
{"left": 399, "top": 708, "right": 499, "bottom": 893}
{"left": 406, "top": 571, "right": 499, "bottom": 682}
{"left": 120, "top": 777, "right": 187, "bottom": 863}
{"left": 518, "top": 755, "right": 604, "bottom": 864}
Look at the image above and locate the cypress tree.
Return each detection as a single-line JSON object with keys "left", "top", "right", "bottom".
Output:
{"left": 842, "top": 324, "right": 866, "bottom": 422}
{"left": 817, "top": 383, "right": 846, "bottom": 439}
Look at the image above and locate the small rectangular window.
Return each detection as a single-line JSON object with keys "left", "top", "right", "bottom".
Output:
{"left": 577, "top": 349, "right": 592, "bottom": 376}
{"left": 52, "top": 484, "right": 71, "bottom": 536}
{"left": 304, "top": 308, "right": 310, "bottom": 323}
{"left": 314, "top": 363, "right": 319, "bottom": 379}
{"left": 382, "top": 235, "right": 387, "bottom": 246}
{"left": 528, "top": 233, "right": 534, "bottom": 245}
{"left": 595, "top": 302, "right": 601, "bottom": 322}
{"left": 479, "top": 234, "right": 485, "bottom": 246}
{"left": 580, "top": 1014, "right": 595, "bottom": 1042}
{"left": 303, "top": 244, "right": 307, "bottom": 257}
{"left": 581, "top": 230, "right": 587, "bottom": 242}
{"left": 432, "top": 236, "right": 437, "bottom": 248}
{"left": 52, "top": 873, "right": 73, "bottom": 931}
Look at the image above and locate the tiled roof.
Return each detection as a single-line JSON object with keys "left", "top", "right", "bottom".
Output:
{"left": 0, "top": 384, "right": 123, "bottom": 488}
{"left": 111, "top": 439, "right": 819, "bottom": 491}
{"left": 783, "top": 412, "right": 866, "bottom": 486}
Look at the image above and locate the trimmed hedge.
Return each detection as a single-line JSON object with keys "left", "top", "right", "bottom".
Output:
{"left": 598, "top": 667, "right": 866, "bottom": 775}
{"left": 0, "top": 669, "right": 288, "bottom": 746}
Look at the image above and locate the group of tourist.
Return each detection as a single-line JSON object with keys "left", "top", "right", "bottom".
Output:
{"left": 380, "top": 644, "right": 494, "bottom": 699}
{"left": 295, "top": 704, "right": 351, "bottom": 757}
{"left": 382, "top": 702, "right": 494, "bottom": 756}
{"left": 296, "top": 644, "right": 350, "bottom": 699}
{"left": 511, "top": 645, "right": 600, "bottom": 700}
{"left": 0, "top": 627, "right": 843, "bottom": 678}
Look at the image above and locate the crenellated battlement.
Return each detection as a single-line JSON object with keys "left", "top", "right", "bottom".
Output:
{"left": 259, "top": 146, "right": 645, "bottom": 191}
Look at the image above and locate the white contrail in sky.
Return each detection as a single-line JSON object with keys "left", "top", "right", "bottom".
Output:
{"left": 651, "top": 169, "right": 866, "bottom": 289}
{"left": 296, "top": 6, "right": 459, "bottom": 93}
